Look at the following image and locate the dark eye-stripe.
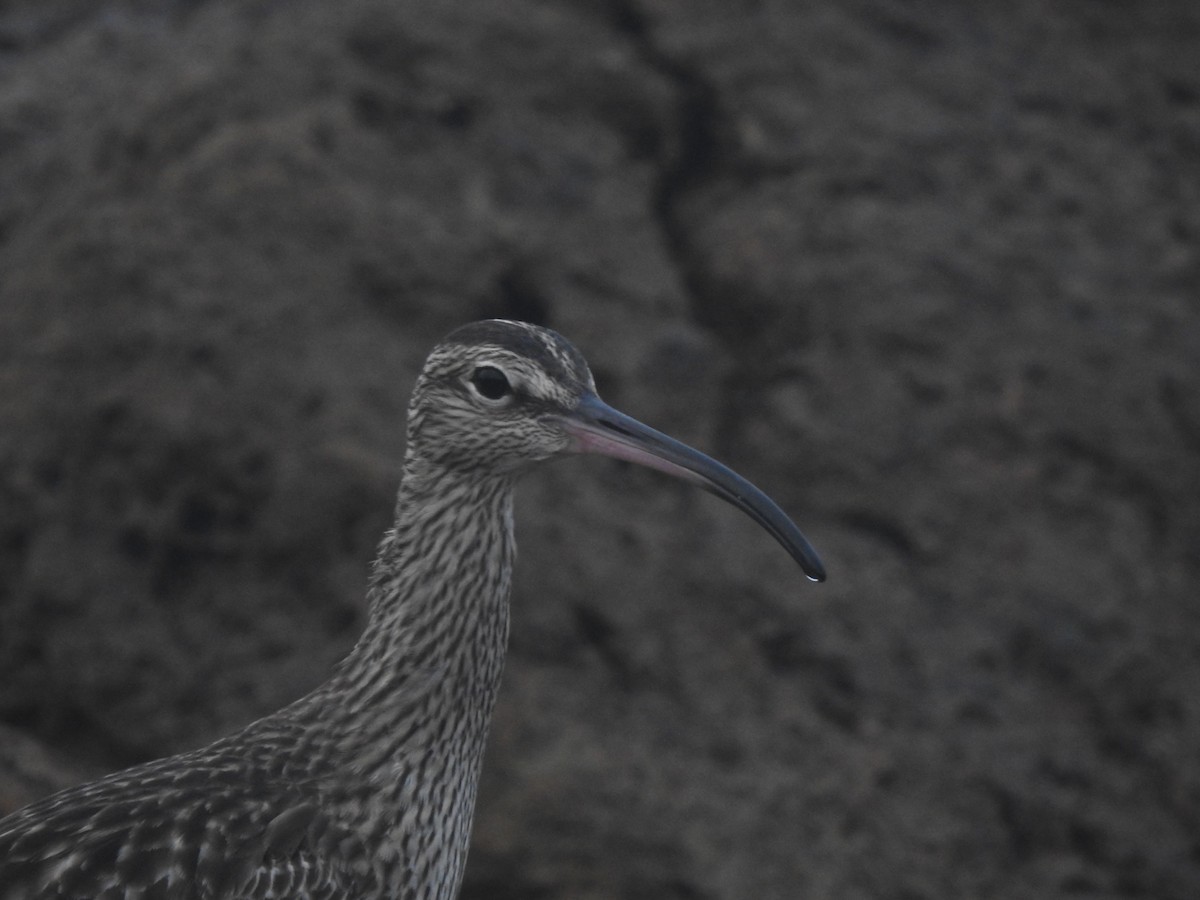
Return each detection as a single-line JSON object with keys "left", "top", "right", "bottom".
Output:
{"left": 470, "top": 366, "right": 512, "bottom": 401}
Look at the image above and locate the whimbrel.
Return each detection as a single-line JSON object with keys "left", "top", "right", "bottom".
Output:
{"left": 0, "top": 320, "right": 825, "bottom": 899}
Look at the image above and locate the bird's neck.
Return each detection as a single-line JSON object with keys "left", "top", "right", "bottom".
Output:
{"left": 366, "top": 461, "right": 517, "bottom": 685}
{"left": 291, "top": 460, "right": 516, "bottom": 873}
{"left": 327, "top": 460, "right": 517, "bottom": 739}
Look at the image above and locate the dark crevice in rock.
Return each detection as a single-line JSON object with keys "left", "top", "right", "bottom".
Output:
{"left": 607, "top": 2, "right": 810, "bottom": 345}
{"left": 606, "top": 2, "right": 734, "bottom": 334}
{"left": 607, "top": 1, "right": 810, "bottom": 461}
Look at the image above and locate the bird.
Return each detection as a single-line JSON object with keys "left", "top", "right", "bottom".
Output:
{"left": 0, "top": 319, "right": 825, "bottom": 899}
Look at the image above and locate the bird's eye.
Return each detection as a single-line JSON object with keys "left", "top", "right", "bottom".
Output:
{"left": 470, "top": 365, "right": 513, "bottom": 402}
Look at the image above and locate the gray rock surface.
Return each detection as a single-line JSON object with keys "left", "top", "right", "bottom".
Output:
{"left": 0, "top": 1, "right": 1197, "bottom": 897}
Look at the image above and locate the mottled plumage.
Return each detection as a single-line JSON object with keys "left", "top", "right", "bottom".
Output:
{"left": 0, "top": 320, "right": 824, "bottom": 899}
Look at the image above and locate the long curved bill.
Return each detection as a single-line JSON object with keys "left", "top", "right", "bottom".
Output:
{"left": 559, "top": 394, "right": 826, "bottom": 582}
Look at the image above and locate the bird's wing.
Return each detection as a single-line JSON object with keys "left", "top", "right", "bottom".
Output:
{"left": 0, "top": 751, "right": 376, "bottom": 900}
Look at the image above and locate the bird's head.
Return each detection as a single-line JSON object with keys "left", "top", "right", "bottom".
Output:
{"left": 405, "top": 319, "right": 825, "bottom": 581}
{"left": 405, "top": 319, "right": 595, "bottom": 474}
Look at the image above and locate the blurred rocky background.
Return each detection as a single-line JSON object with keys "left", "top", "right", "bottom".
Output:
{"left": 0, "top": 1, "right": 1197, "bottom": 897}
